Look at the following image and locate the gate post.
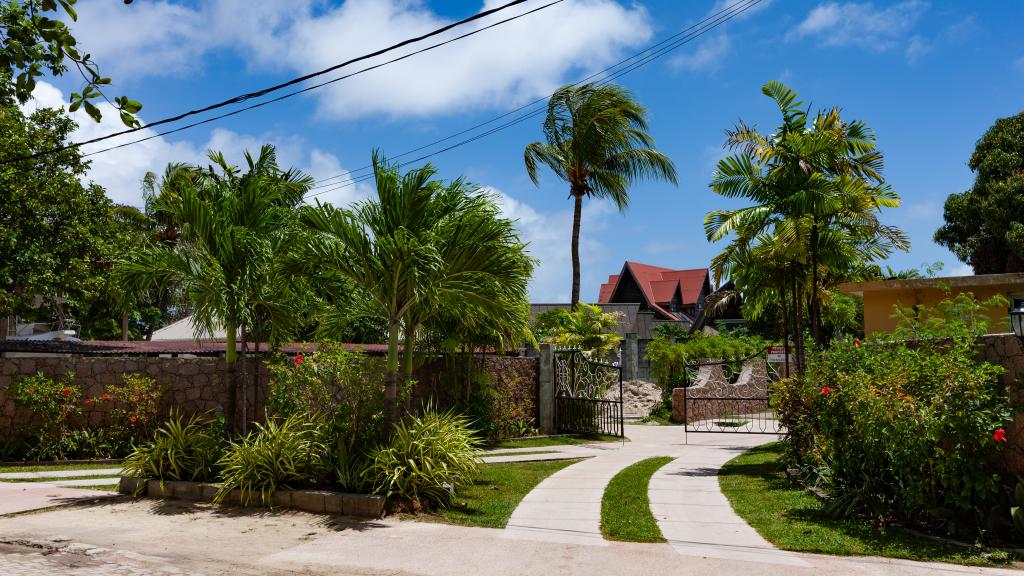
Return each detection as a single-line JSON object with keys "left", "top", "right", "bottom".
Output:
{"left": 538, "top": 343, "right": 555, "bottom": 434}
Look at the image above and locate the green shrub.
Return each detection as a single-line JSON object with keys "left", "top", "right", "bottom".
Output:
{"left": 7, "top": 371, "right": 82, "bottom": 440}
{"left": 89, "top": 373, "right": 168, "bottom": 441}
{"left": 215, "top": 413, "right": 333, "bottom": 505}
{"left": 646, "top": 332, "right": 765, "bottom": 390}
{"left": 122, "top": 412, "right": 225, "bottom": 484}
{"left": 265, "top": 345, "right": 391, "bottom": 492}
{"left": 777, "top": 293, "right": 1011, "bottom": 537}
{"left": 367, "top": 409, "right": 481, "bottom": 508}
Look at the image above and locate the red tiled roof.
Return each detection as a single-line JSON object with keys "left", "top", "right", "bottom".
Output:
{"left": 0, "top": 339, "right": 390, "bottom": 356}
{"left": 597, "top": 261, "right": 710, "bottom": 320}
{"left": 597, "top": 275, "right": 620, "bottom": 303}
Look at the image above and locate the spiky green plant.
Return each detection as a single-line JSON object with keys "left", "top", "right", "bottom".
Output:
{"left": 214, "top": 413, "right": 332, "bottom": 506}
{"left": 367, "top": 409, "right": 481, "bottom": 508}
{"left": 121, "top": 411, "right": 225, "bottom": 487}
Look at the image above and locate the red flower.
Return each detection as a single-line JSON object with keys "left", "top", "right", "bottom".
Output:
{"left": 821, "top": 386, "right": 831, "bottom": 396}
{"left": 61, "top": 388, "right": 70, "bottom": 396}
{"left": 994, "top": 429, "right": 1007, "bottom": 443}
{"left": 102, "top": 393, "right": 111, "bottom": 401}
{"left": 294, "top": 354, "right": 304, "bottom": 366}
{"left": 130, "top": 416, "right": 138, "bottom": 424}
{"left": 26, "top": 387, "right": 34, "bottom": 394}
{"left": 86, "top": 399, "right": 94, "bottom": 406}
{"left": 853, "top": 339, "right": 861, "bottom": 347}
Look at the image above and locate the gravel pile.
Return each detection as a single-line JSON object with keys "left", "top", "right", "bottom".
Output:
{"left": 608, "top": 379, "right": 663, "bottom": 416}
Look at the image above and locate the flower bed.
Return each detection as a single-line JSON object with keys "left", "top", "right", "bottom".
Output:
{"left": 117, "top": 477, "right": 384, "bottom": 518}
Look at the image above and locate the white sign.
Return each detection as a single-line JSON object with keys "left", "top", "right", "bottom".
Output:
{"left": 767, "top": 345, "right": 792, "bottom": 363}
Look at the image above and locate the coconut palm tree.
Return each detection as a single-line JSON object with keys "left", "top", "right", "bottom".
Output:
{"left": 705, "top": 82, "right": 908, "bottom": 358}
{"left": 296, "top": 152, "right": 534, "bottom": 427}
{"left": 524, "top": 82, "right": 677, "bottom": 309}
{"left": 118, "top": 144, "right": 313, "bottom": 428}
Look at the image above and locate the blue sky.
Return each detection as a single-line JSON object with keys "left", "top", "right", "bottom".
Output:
{"left": 27, "top": 0, "right": 1024, "bottom": 302}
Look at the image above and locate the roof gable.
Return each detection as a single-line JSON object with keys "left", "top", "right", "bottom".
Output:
{"left": 596, "top": 261, "right": 711, "bottom": 320}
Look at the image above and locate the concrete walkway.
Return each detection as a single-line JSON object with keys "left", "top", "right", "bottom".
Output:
{"left": 0, "top": 480, "right": 116, "bottom": 515}
{"left": 502, "top": 424, "right": 806, "bottom": 564}
{"left": 0, "top": 467, "right": 122, "bottom": 481}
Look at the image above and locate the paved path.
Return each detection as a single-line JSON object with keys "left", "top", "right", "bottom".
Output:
{"left": 0, "top": 481, "right": 116, "bottom": 515}
{"left": 502, "top": 424, "right": 806, "bottom": 565}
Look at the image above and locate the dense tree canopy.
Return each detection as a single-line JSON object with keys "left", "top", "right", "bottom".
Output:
{"left": 0, "top": 94, "right": 120, "bottom": 321}
{"left": 935, "top": 112, "right": 1024, "bottom": 274}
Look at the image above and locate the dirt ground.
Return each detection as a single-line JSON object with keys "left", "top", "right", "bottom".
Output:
{"left": 0, "top": 497, "right": 1021, "bottom": 576}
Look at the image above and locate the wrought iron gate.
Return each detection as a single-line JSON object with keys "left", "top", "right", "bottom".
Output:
{"left": 677, "top": 349, "right": 782, "bottom": 435}
{"left": 553, "top": 349, "right": 624, "bottom": 437}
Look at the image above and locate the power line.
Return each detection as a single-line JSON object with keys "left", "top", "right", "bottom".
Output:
{"left": 2, "top": 0, "right": 556, "bottom": 164}
{"left": 305, "top": 0, "right": 763, "bottom": 201}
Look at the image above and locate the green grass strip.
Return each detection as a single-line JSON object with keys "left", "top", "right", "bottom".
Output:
{"left": 719, "top": 442, "right": 1013, "bottom": 567}
{"left": 488, "top": 434, "right": 620, "bottom": 449}
{"left": 419, "top": 458, "right": 582, "bottom": 529}
{"left": 0, "top": 473, "right": 121, "bottom": 483}
{"left": 601, "top": 456, "right": 673, "bottom": 543}
{"left": 479, "top": 450, "right": 559, "bottom": 457}
{"left": 0, "top": 462, "right": 122, "bottom": 474}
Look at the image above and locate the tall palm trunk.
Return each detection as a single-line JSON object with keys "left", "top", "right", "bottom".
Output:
{"left": 384, "top": 320, "right": 401, "bottom": 428}
{"left": 570, "top": 191, "right": 583, "bottom": 310}
{"left": 780, "top": 280, "right": 791, "bottom": 378}
{"left": 791, "top": 275, "right": 806, "bottom": 375}
{"left": 225, "top": 318, "right": 238, "bottom": 432}
{"left": 810, "top": 224, "right": 822, "bottom": 348}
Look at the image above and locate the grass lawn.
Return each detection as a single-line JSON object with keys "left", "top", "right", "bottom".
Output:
{"left": 487, "top": 434, "right": 622, "bottom": 449}
{"left": 417, "top": 459, "right": 582, "bottom": 529}
{"left": 719, "top": 442, "right": 1014, "bottom": 567}
{"left": 0, "top": 462, "right": 122, "bottom": 474}
{"left": 600, "top": 456, "right": 672, "bottom": 542}
{"left": 479, "top": 450, "right": 559, "bottom": 457}
{"left": 0, "top": 473, "right": 121, "bottom": 483}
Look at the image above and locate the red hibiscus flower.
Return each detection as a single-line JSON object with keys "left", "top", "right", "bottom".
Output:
{"left": 821, "top": 386, "right": 831, "bottom": 396}
{"left": 86, "top": 399, "right": 94, "bottom": 406}
{"left": 102, "top": 393, "right": 111, "bottom": 401}
{"left": 130, "top": 416, "right": 138, "bottom": 424}
{"left": 994, "top": 429, "right": 1007, "bottom": 443}
{"left": 26, "top": 387, "right": 34, "bottom": 394}
{"left": 294, "top": 354, "right": 304, "bottom": 366}
{"left": 61, "top": 388, "right": 70, "bottom": 396}
{"left": 853, "top": 339, "right": 861, "bottom": 347}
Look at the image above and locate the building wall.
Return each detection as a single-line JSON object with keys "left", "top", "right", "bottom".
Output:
{"left": 862, "top": 283, "right": 1020, "bottom": 335}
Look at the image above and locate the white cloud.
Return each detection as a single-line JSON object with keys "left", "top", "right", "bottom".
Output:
{"left": 905, "top": 35, "right": 930, "bottom": 63}
{"left": 68, "top": 0, "right": 653, "bottom": 119}
{"left": 490, "top": 188, "right": 614, "bottom": 302}
{"left": 1013, "top": 55, "right": 1024, "bottom": 74}
{"left": 670, "top": 33, "right": 731, "bottom": 73}
{"left": 22, "top": 82, "right": 365, "bottom": 208}
{"left": 949, "top": 263, "right": 973, "bottom": 276}
{"left": 789, "top": 1, "right": 928, "bottom": 52}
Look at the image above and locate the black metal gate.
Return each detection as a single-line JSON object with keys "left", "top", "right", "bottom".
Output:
{"left": 553, "top": 349, "right": 624, "bottom": 437}
{"left": 677, "top": 349, "right": 782, "bottom": 436}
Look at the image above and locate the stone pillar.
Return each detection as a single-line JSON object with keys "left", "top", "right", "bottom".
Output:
{"left": 538, "top": 343, "right": 555, "bottom": 434}
{"left": 671, "top": 387, "right": 685, "bottom": 423}
{"left": 622, "top": 333, "right": 638, "bottom": 381}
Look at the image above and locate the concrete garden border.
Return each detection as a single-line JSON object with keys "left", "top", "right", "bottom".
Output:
{"left": 117, "top": 477, "right": 384, "bottom": 518}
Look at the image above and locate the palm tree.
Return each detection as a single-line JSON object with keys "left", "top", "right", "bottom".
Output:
{"left": 296, "top": 152, "right": 534, "bottom": 427}
{"left": 524, "top": 82, "right": 677, "bottom": 309}
{"left": 705, "top": 82, "right": 908, "bottom": 360}
{"left": 118, "top": 145, "right": 313, "bottom": 429}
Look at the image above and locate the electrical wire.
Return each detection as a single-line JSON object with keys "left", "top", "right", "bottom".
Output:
{"left": 305, "top": 0, "right": 763, "bottom": 201}
{"left": 2, "top": 0, "right": 558, "bottom": 164}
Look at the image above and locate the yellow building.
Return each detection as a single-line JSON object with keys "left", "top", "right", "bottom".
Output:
{"left": 839, "top": 273, "right": 1024, "bottom": 335}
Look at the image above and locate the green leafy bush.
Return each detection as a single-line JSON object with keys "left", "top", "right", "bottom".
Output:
{"left": 89, "top": 373, "right": 168, "bottom": 440}
{"left": 367, "top": 410, "right": 481, "bottom": 508}
{"left": 122, "top": 412, "right": 226, "bottom": 484}
{"left": 776, "top": 293, "right": 1011, "bottom": 537}
{"left": 8, "top": 371, "right": 81, "bottom": 439}
{"left": 215, "top": 413, "right": 333, "bottom": 505}
{"left": 532, "top": 303, "right": 623, "bottom": 358}
{"left": 646, "top": 332, "right": 765, "bottom": 390}
{"left": 265, "top": 345, "right": 390, "bottom": 491}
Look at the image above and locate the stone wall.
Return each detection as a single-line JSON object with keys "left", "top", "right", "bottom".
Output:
{"left": 413, "top": 355, "right": 540, "bottom": 431}
{"left": 0, "top": 353, "right": 539, "bottom": 438}
{"left": 0, "top": 355, "right": 272, "bottom": 435}
{"left": 978, "top": 334, "right": 1024, "bottom": 474}
{"left": 670, "top": 360, "right": 771, "bottom": 424}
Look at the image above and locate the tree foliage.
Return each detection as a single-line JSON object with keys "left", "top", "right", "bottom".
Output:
{"left": 531, "top": 303, "right": 623, "bottom": 358}
{"left": 0, "top": 0, "right": 140, "bottom": 126}
{"left": 0, "top": 96, "right": 120, "bottom": 320}
{"left": 935, "top": 112, "right": 1024, "bottom": 274}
